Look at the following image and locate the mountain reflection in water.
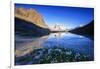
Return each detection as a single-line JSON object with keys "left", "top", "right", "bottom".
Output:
{"left": 15, "top": 32, "right": 94, "bottom": 65}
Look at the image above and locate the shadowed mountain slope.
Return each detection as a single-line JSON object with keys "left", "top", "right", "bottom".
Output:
{"left": 15, "top": 7, "right": 50, "bottom": 36}
{"left": 69, "top": 20, "right": 94, "bottom": 39}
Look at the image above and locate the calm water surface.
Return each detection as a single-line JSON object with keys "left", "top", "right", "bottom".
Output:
{"left": 15, "top": 32, "right": 94, "bottom": 65}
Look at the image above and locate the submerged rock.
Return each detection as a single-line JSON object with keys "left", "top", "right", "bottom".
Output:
{"left": 15, "top": 47, "right": 91, "bottom": 65}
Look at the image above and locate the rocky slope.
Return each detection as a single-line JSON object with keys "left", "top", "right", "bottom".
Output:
{"left": 15, "top": 7, "right": 50, "bottom": 36}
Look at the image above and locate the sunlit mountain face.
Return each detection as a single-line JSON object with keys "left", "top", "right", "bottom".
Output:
{"left": 15, "top": 4, "right": 94, "bottom": 65}
{"left": 15, "top": 4, "right": 94, "bottom": 29}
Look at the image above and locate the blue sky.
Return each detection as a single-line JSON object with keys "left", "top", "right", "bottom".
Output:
{"left": 15, "top": 4, "right": 94, "bottom": 29}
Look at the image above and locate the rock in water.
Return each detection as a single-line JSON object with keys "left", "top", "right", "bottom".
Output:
{"left": 15, "top": 7, "right": 50, "bottom": 36}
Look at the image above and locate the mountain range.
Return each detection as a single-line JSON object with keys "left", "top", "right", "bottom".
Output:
{"left": 15, "top": 7, "right": 50, "bottom": 36}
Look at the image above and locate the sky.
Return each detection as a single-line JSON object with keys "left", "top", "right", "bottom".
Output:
{"left": 15, "top": 4, "right": 94, "bottom": 29}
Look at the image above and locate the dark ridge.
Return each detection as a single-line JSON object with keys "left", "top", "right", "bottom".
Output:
{"left": 15, "top": 17, "right": 50, "bottom": 37}
{"left": 69, "top": 20, "right": 94, "bottom": 39}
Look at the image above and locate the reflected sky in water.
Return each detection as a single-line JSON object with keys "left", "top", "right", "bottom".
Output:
{"left": 43, "top": 33, "right": 93, "bottom": 58}
{"left": 15, "top": 32, "right": 94, "bottom": 61}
